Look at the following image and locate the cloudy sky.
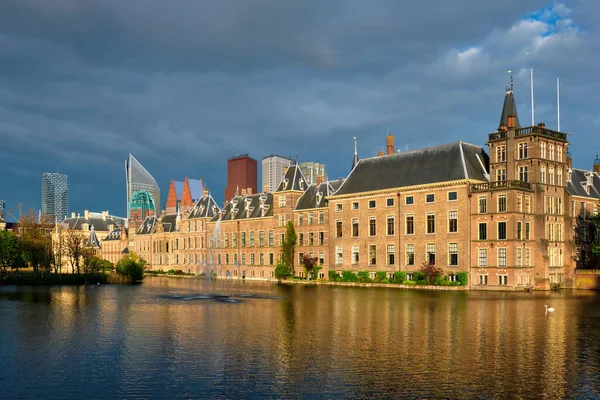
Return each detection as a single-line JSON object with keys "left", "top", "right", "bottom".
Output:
{"left": 1, "top": 0, "right": 599, "bottom": 219}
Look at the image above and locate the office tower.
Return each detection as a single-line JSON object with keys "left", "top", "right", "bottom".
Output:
{"left": 0, "top": 200, "right": 5, "bottom": 220}
{"left": 225, "top": 155, "right": 257, "bottom": 202}
{"left": 262, "top": 155, "right": 294, "bottom": 193}
{"left": 42, "top": 172, "right": 68, "bottom": 222}
{"left": 300, "top": 162, "right": 327, "bottom": 185}
{"left": 126, "top": 154, "right": 161, "bottom": 219}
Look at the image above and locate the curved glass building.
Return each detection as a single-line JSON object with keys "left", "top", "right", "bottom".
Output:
{"left": 126, "top": 154, "right": 160, "bottom": 219}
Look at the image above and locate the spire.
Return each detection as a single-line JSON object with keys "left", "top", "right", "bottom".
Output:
{"left": 499, "top": 70, "right": 520, "bottom": 129}
{"left": 234, "top": 185, "right": 240, "bottom": 197}
{"left": 351, "top": 137, "right": 359, "bottom": 170}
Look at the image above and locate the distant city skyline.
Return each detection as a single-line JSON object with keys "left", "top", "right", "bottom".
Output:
{"left": 41, "top": 172, "right": 68, "bottom": 222}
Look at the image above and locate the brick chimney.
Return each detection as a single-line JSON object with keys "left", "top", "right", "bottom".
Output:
{"left": 246, "top": 187, "right": 252, "bottom": 195}
{"left": 507, "top": 114, "right": 516, "bottom": 128}
{"left": 316, "top": 175, "right": 325, "bottom": 185}
{"left": 102, "top": 211, "right": 107, "bottom": 221}
{"left": 386, "top": 134, "right": 395, "bottom": 155}
{"left": 377, "top": 151, "right": 384, "bottom": 157}
{"left": 203, "top": 188, "right": 209, "bottom": 198}
{"left": 241, "top": 188, "right": 247, "bottom": 196}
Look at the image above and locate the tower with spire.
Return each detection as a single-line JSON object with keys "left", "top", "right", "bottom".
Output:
{"left": 470, "top": 70, "right": 572, "bottom": 290}
{"left": 351, "top": 137, "right": 359, "bottom": 171}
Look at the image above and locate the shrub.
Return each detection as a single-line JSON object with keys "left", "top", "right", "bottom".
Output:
{"left": 341, "top": 271, "right": 358, "bottom": 282}
{"left": 116, "top": 255, "right": 146, "bottom": 282}
{"left": 416, "top": 279, "right": 428, "bottom": 285}
{"left": 313, "top": 266, "right": 323, "bottom": 280}
{"left": 374, "top": 271, "right": 387, "bottom": 283}
{"left": 457, "top": 272, "right": 468, "bottom": 286}
{"left": 275, "top": 262, "right": 292, "bottom": 279}
{"left": 433, "top": 275, "right": 445, "bottom": 286}
{"left": 414, "top": 271, "right": 426, "bottom": 282}
{"left": 420, "top": 262, "right": 444, "bottom": 284}
{"left": 357, "top": 271, "right": 372, "bottom": 283}
{"left": 328, "top": 270, "right": 340, "bottom": 281}
{"left": 450, "top": 281, "right": 461, "bottom": 286}
{"left": 403, "top": 280, "right": 416, "bottom": 285}
{"left": 391, "top": 271, "right": 406, "bottom": 284}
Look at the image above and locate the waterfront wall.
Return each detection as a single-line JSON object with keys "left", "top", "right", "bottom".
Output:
{"left": 571, "top": 270, "right": 600, "bottom": 290}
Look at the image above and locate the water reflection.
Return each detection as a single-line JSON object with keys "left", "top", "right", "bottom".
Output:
{"left": 0, "top": 279, "right": 599, "bottom": 399}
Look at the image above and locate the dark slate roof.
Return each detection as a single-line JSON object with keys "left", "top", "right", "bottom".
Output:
{"left": 567, "top": 169, "right": 600, "bottom": 198}
{"left": 87, "top": 228, "right": 101, "bottom": 248}
{"left": 137, "top": 216, "right": 158, "bottom": 235}
{"left": 295, "top": 179, "right": 345, "bottom": 210}
{"left": 211, "top": 193, "right": 273, "bottom": 222}
{"left": 103, "top": 226, "right": 125, "bottom": 241}
{"left": 161, "top": 214, "right": 178, "bottom": 233}
{"left": 276, "top": 164, "right": 308, "bottom": 192}
{"left": 334, "top": 141, "right": 489, "bottom": 196}
{"left": 187, "top": 194, "right": 220, "bottom": 219}
{"left": 499, "top": 90, "right": 520, "bottom": 129}
{"left": 62, "top": 214, "right": 125, "bottom": 232}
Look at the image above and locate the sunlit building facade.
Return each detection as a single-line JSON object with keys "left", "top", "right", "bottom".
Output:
{"left": 126, "top": 154, "right": 160, "bottom": 219}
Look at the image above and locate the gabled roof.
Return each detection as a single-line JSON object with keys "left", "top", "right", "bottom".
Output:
{"left": 137, "top": 216, "right": 158, "bottom": 235}
{"left": 187, "top": 194, "right": 220, "bottom": 219}
{"left": 333, "top": 141, "right": 489, "bottom": 196}
{"left": 567, "top": 169, "right": 600, "bottom": 199}
{"left": 499, "top": 90, "right": 520, "bottom": 129}
{"left": 211, "top": 193, "right": 273, "bottom": 222}
{"left": 276, "top": 164, "right": 308, "bottom": 192}
{"left": 62, "top": 214, "right": 125, "bottom": 232}
{"left": 296, "top": 179, "right": 345, "bottom": 210}
{"left": 103, "top": 226, "right": 125, "bottom": 241}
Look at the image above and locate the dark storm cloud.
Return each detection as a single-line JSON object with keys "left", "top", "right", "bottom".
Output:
{"left": 1, "top": 0, "right": 599, "bottom": 216}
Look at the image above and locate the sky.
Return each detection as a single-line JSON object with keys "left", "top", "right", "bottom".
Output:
{"left": 1, "top": 0, "right": 599, "bottom": 220}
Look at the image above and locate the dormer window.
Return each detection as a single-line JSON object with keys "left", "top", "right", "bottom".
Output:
{"left": 283, "top": 178, "right": 289, "bottom": 190}
{"left": 299, "top": 178, "right": 304, "bottom": 190}
{"left": 316, "top": 192, "right": 323, "bottom": 206}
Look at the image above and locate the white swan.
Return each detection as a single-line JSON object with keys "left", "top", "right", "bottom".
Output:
{"left": 545, "top": 305, "right": 555, "bottom": 313}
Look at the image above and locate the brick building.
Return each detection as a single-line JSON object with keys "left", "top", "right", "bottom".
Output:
{"left": 225, "top": 155, "right": 258, "bottom": 202}
{"left": 104, "top": 82, "right": 600, "bottom": 290}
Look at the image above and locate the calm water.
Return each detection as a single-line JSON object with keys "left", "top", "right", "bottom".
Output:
{"left": 1, "top": 278, "right": 600, "bottom": 399}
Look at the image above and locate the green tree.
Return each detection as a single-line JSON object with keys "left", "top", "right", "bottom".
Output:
{"left": 420, "top": 262, "right": 444, "bottom": 284}
{"left": 65, "top": 229, "right": 86, "bottom": 274}
{"left": 281, "top": 221, "right": 297, "bottom": 276}
{"left": 18, "top": 211, "right": 54, "bottom": 274}
{"left": 0, "top": 230, "right": 19, "bottom": 278}
{"left": 116, "top": 252, "right": 146, "bottom": 282}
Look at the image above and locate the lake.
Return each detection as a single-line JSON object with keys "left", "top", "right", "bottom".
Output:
{"left": 1, "top": 277, "right": 599, "bottom": 399}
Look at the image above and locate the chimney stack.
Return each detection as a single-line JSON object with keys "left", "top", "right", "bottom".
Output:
{"left": 102, "top": 211, "right": 107, "bottom": 221}
{"left": 377, "top": 151, "right": 384, "bottom": 157}
{"left": 386, "top": 135, "right": 395, "bottom": 155}
{"left": 316, "top": 175, "right": 325, "bottom": 185}
{"left": 507, "top": 114, "right": 516, "bottom": 128}
{"left": 203, "top": 188, "right": 209, "bottom": 198}
{"left": 84, "top": 210, "right": 89, "bottom": 219}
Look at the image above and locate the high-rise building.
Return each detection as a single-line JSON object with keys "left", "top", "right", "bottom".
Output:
{"left": 0, "top": 200, "right": 5, "bottom": 220}
{"left": 42, "top": 172, "right": 68, "bottom": 222}
{"left": 225, "top": 155, "right": 257, "bottom": 202}
{"left": 126, "top": 154, "right": 160, "bottom": 219}
{"left": 300, "top": 162, "right": 327, "bottom": 185}
{"left": 262, "top": 155, "right": 294, "bottom": 192}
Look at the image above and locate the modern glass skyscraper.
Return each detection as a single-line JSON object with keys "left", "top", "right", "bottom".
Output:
{"left": 126, "top": 154, "right": 160, "bottom": 219}
{"left": 42, "top": 172, "right": 68, "bottom": 222}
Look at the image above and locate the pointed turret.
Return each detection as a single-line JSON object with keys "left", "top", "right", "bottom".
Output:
{"left": 165, "top": 179, "right": 178, "bottom": 214}
{"left": 499, "top": 72, "right": 520, "bottom": 129}
{"left": 351, "top": 136, "right": 359, "bottom": 170}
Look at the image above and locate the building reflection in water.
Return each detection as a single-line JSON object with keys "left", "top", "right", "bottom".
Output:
{"left": 1, "top": 279, "right": 599, "bottom": 399}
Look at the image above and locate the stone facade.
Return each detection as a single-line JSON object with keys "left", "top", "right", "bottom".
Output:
{"left": 100, "top": 87, "right": 600, "bottom": 290}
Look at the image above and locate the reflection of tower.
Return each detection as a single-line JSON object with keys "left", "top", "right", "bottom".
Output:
{"left": 125, "top": 154, "right": 160, "bottom": 218}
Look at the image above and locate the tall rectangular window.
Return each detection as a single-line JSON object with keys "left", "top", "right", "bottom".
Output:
{"left": 387, "top": 216, "right": 395, "bottom": 235}
{"left": 250, "top": 231, "right": 255, "bottom": 247}
{"left": 498, "top": 248, "right": 507, "bottom": 267}
{"left": 298, "top": 214, "right": 303, "bottom": 226}
{"left": 352, "top": 218, "right": 359, "bottom": 237}
{"left": 479, "top": 197, "right": 487, "bottom": 214}
{"left": 557, "top": 168, "right": 563, "bottom": 186}
{"left": 497, "top": 169, "right": 506, "bottom": 181}
{"left": 497, "top": 145, "right": 506, "bottom": 162}
{"left": 498, "top": 222, "right": 507, "bottom": 240}
{"left": 308, "top": 212, "right": 314, "bottom": 225}
{"left": 336, "top": 221, "right": 343, "bottom": 238}
{"left": 549, "top": 168, "right": 555, "bottom": 185}
{"left": 448, "top": 210, "right": 458, "bottom": 233}
{"left": 387, "top": 244, "right": 395, "bottom": 265}
{"left": 335, "top": 246, "right": 343, "bottom": 265}
{"left": 526, "top": 196, "right": 531, "bottom": 213}
{"left": 351, "top": 245, "right": 359, "bottom": 265}
{"left": 369, "top": 218, "right": 376, "bottom": 236}
{"left": 406, "top": 214, "right": 414, "bottom": 234}
{"left": 498, "top": 194, "right": 507, "bottom": 212}
{"left": 406, "top": 244, "right": 415, "bottom": 265}
{"left": 318, "top": 231, "right": 324, "bottom": 245}
{"left": 479, "top": 223, "right": 487, "bottom": 240}
{"left": 540, "top": 166, "right": 546, "bottom": 184}
{"left": 448, "top": 243, "right": 458, "bottom": 266}
{"left": 259, "top": 231, "right": 264, "bottom": 247}
{"left": 308, "top": 232, "right": 314, "bottom": 246}
{"left": 549, "top": 144, "right": 555, "bottom": 160}
{"left": 519, "top": 166, "right": 528, "bottom": 182}
{"left": 518, "top": 142, "right": 528, "bottom": 159}
{"left": 557, "top": 146, "right": 563, "bottom": 162}
{"left": 541, "top": 142, "right": 547, "bottom": 159}
{"left": 319, "top": 212, "right": 324, "bottom": 224}
{"left": 478, "top": 248, "right": 487, "bottom": 267}
{"left": 516, "top": 248, "right": 522, "bottom": 267}
{"left": 268, "top": 230, "right": 274, "bottom": 246}
{"left": 517, "top": 221, "right": 522, "bottom": 240}
{"left": 427, "top": 243, "right": 436, "bottom": 265}
{"left": 259, "top": 253, "right": 264, "bottom": 265}
{"left": 426, "top": 213, "right": 435, "bottom": 234}
{"left": 233, "top": 233, "right": 237, "bottom": 248}
{"left": 369, "top": 245, "right": 377, "bottom": 265}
